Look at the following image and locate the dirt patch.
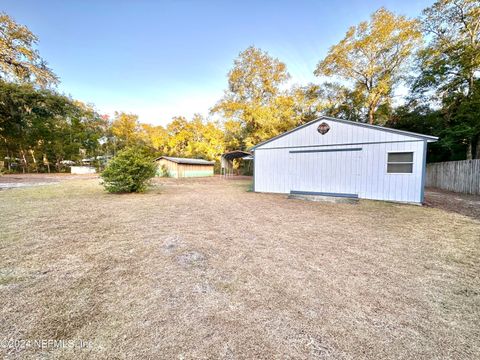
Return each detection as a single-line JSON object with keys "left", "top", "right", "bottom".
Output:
{"left": 161, "top": 235, "right": 184, "bottom": 253}
{"left": 0, "top": 177, "right": 479, "bottom": 359}
{"left": 425, "top": 187, "right": 480, "bottom": 220}
{"left": 176, "top": 251, "right": 207, "bottom": 266}
{"left": 0, "top": 173, "right": 98, "bottom": 189}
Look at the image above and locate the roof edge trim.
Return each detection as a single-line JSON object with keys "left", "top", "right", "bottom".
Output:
{"left": 250, "top": 116, "right": 438, "bottom": 150}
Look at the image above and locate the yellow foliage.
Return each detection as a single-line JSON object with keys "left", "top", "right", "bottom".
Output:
{"left": 111, "top": 112, "right": 141, "bottom": 146}
{"left": 213, "top": 46, "right": 321, "bottom": 149}
{"left": 315, "top": 8, "right": 422, "bottom": 124}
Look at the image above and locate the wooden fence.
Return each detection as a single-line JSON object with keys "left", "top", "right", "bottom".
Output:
{"left": 426, "top": 159, "right": 480, "bottom": 195}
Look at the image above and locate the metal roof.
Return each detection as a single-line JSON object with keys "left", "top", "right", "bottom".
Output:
{"left": 250, "top": 116, "right": 439, "bottom": 150}
{"left": 221, "top": 150, "right": 252, "bottom": 161}
{"left": 155, "top": 156, "right": 215, "bottom": 165}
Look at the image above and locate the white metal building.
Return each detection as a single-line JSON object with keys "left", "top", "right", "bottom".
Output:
{"left": 252, "top": 116, "right": 438, "bottom": 204}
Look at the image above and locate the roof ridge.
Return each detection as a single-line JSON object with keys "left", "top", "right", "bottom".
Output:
{"left": 155, "top": 156, "right": 215, "bottom": 165}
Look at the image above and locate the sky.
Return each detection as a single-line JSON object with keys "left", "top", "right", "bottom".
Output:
{"left": 3, "top": 0, "right": 433, "bottom": 126}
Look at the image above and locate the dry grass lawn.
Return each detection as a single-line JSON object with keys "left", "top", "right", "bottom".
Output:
{"left": 0, "top": 176, "right": 479, "bottom": 359}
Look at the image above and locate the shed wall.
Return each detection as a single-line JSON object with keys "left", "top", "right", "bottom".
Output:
{"left": 156, "top": 159, "right": 213, "bottom": 178}
{"left": 259, "top": 118, "right": 420, "bottom": 149}
{"left": 157, "top": 159, "right": 178, "bottom": 177}
{"left": 254, "top": 119, "right": 427, "bottom": 203}
{"left": 177, "top": 163, "right": 214, "bottom": 178}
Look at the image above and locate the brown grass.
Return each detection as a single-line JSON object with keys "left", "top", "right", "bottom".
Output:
{"left": 0, "top": 177, "right": 479, "bottom": 359}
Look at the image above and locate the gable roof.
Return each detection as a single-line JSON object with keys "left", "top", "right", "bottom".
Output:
{"left": 155, "top": 156, "right": 215, "bottom": 165}
{"left": 250, "top": 116, "right": 438, "bottom": 150}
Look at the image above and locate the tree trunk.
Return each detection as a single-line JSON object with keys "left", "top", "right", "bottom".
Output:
{"left": 6, "top": 149, "right": 11, "bottom": 171}
{"left": 30, "top": 149, "right": 38, "bottom": 172}
{"left": 20, "top": 149, "right": 27, "bottom": 173}
{"left": 475, "top": 136, "right": 480, "bottom": 160}
{"left": 43, "top": 154, "right": 50, "bottom": 173}
{"left": 467, "top": 142, "right": 473, "bottom": 160}
{"left": 368, "top": 106, "right": 374, "bottom": 125}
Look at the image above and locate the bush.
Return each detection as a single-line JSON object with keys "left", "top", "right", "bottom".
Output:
{"left": 101, "top": 147, "right": 157, "bottom": 193}
{"left": 158, "top": 164, "right": 171, "bottom": 177}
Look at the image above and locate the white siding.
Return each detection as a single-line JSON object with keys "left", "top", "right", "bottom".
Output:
{"left": 254, "top": 119, "right": 428, "bottom": 203}
{"left": 260, "top": 118, "right": 420, "bottom": 149}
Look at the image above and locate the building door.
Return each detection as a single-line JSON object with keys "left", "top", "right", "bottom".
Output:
{"left": 289, "top": 148, "right": 362, "bottom": 197}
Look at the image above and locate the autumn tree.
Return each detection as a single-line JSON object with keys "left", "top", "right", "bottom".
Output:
{"left": 140, "top": 123, "right": 168, "bottom": 152}
{"left": 111, "top": 112, "right": 142, "bottom": 148}
{"left": 183, "top": 115, "right": 225, "bottom": 160}
{"left": 212, "top": 46, "right": 290, "bottom": 148}
{"left": 213, "top": 46, "right": 319, "bottom": 148}
{"left": 289, "top": 84, "right": 324, "bottom": 124}
{"left": 315, "top": 82, "right": 367, "bottom": 122}
{"left": 0, "top": 13, "right": 58, "bottom": 87}
{"left": 315, "top": 8, "right": 422, "bottom": 124}
{"left": 165, "top": 116, "right": 193, "bottom": 156}
{"left": 164, "top": 114, "right": 225, "bottom": 161}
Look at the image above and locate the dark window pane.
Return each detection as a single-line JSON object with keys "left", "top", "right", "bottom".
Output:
{"left": 388, "top": 152, "right": 413, "bottom": 163}
{"left": 387, "top": 163, "right": 413, "bottom": 173}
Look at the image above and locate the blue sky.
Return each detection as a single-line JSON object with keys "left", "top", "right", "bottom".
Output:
{"left": 3, "top": 0, "right": 433, "bottom": 126}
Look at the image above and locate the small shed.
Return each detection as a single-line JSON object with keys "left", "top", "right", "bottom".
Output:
{"left": 155, "top": 156, "right": 214, "bottom": 178}
{"left": 251, "top": 116, "right": 438, "bottom": 204}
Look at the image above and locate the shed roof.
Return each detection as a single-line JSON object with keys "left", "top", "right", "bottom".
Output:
{"left": 155, "top": 156, "right": 215, "bottom": 165}
{"left": 250, "top": 116, "right": 438, "bottom": 150}
{"left": 221, "top": 150, "right": 252, "bottom": 161}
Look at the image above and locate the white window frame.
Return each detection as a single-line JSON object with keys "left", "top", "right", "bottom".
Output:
{"left": 386, "top": 151, "right": 414, "bottom": 174}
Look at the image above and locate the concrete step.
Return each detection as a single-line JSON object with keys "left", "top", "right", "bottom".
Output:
{"left": 288, "top": 193, "right": 359, "bottom": 204}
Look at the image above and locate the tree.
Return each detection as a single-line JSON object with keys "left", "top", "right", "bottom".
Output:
{"left": 0, "top": 13, "right": 58, "bottom": 87}
{"left": 100, "top": 147, "right": 157, "bottom": 193}
{"left": 0, "top": 81, "right": 106, "bottom": 172}
{"left": 388, "top": 105, "right": 453, "bottom": 162}
{"left": 313, "top": 82, "right": 367, "bottom": 122}
{"left": 289, "top": 84, "right": 324, "bottom": 124}
{"left": 441, "top": 79, "right": 480, "bottom": 159}
{"left": 184, "top": 115, "right": 225, "bottom": 160}
{"left": 213, "top": 46, "right": 316, "bottom": 148}
{"left": 414, "top": 0, "right": 480, "bottom": 158}
{"left": 165, "top": 116, "right": 193, "bottom": 156}
{"left": 212, "top": 46, "right": 290, "bottom": 148}
{"left": 314, "top": 8, "right": 422, "bottom": 124}
{"left": 140, "top": 123, "right": 168, "bottom": 153}
{"left": 164, "top": 114, "right": 225, "bottom": 161}
{"left": 416, "top": 0, "right": 480, "bottom": 98}
{"left": 224, "top": 46, "right": 289, "bottom": 105}
{"left": 111, "top": 112, "right": 142, "bottom": 148}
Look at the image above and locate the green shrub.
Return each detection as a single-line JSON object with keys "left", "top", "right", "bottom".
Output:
{"left": 157, "top": 164, "right": 171, "bottom": 177}
{"left": 101, "top": 147, "right": 157, "bottom": 193}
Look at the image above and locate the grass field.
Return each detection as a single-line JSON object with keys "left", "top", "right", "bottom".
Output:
{"left": 1, "top": 176, "right": 479, "bottom": 359}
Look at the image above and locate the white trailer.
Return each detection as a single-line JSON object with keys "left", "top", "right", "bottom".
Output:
{"left": 252, "top": 116, "right": 438, "bottom": 204}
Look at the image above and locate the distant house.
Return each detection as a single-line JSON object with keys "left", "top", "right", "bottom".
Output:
{"left": 251, "top": 116, "right": 438, "bottom": 204}
{"left": 155, "top": 156, "right": 214, "bottom": 178}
